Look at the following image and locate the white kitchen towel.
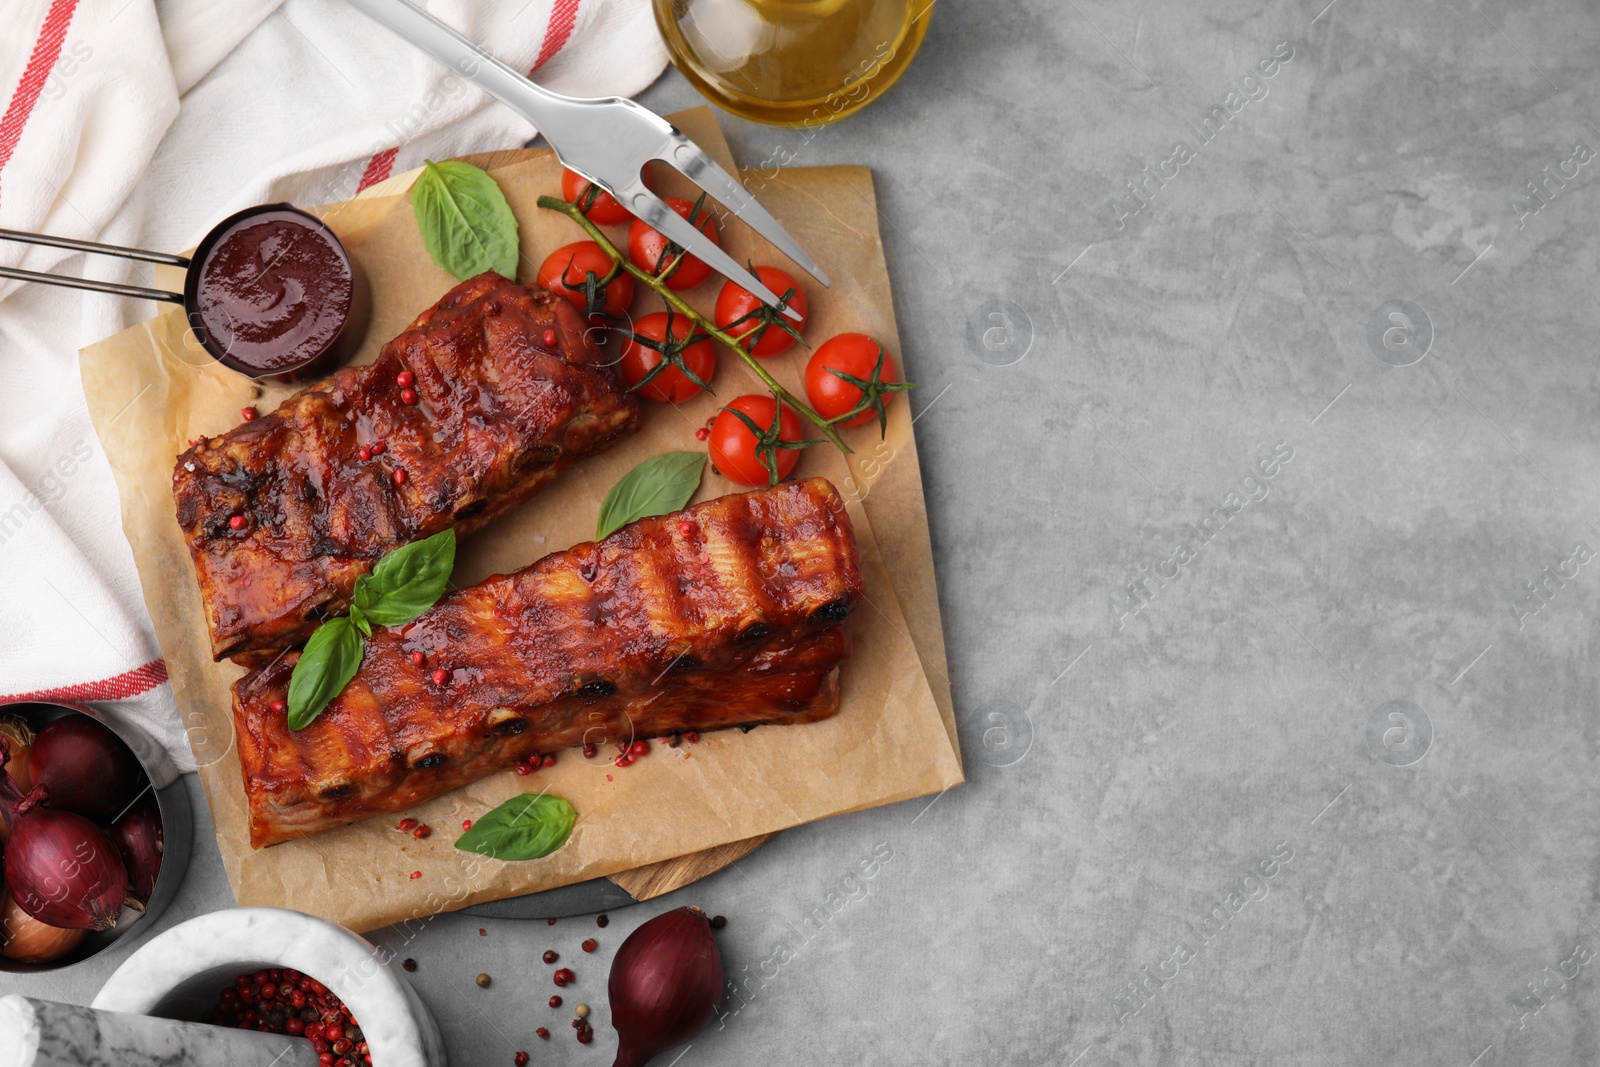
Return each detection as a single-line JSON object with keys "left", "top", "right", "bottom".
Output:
{"left": 0, "top": 0, "right": 668, "bottom": 769}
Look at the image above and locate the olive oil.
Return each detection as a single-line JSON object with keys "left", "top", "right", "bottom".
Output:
{"left": 653, "top": 0, "right": 933, "bottom": 127}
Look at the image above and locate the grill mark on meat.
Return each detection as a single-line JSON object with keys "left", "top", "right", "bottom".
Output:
{"left": 234, "top": 479, "right": 863, "bottom": 847}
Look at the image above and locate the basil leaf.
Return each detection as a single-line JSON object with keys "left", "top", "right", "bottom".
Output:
{"left": 596, "top": 452, "right": 706, "bottom": 540}
{"left": 456, "top": 793, "right": 577, "bottom": 861}
{"left": 287, "top": 616, "right": 364, "bottom": 731}
{"left": 353, "top": 529, "right": 456, "bottom": 628}
{"left": 411, "top": 159, "right": 520, "bottom": 281}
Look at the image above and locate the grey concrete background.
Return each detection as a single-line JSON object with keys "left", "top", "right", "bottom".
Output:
{"left": 10, "top": 0, "right": 1600, "bottom": 1063}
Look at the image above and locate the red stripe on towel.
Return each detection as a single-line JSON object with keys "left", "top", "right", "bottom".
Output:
{"left": 0, "top": 0, "right": 82, "bottom": 211}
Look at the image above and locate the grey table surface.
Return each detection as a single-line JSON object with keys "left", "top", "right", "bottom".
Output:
{"left": 10, "top": 1, "right": 1600, "bottom": 1064}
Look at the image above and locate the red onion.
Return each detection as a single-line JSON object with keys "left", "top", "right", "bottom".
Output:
{"left": 0, "top": 738, "right": 128, "bottom": 931}
{"left": 111, "top": 791, "right": 163, "bottom": 908}
{"left": 608, "top": 906, "right": 724, "bottom": 1067}
{"left": 28, "top": 716, "right": 143, "bottom": 822}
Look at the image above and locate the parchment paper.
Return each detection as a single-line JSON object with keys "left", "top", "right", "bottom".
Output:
{"left": 79, "top": 109, "right": 961, "bottom": 932}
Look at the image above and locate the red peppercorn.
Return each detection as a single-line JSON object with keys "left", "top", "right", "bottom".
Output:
{"left": 542, "top": 328, "right": 557, "bottom": 347}
{"left": 229, "top": 514, "right": 248, "bottom": 531}
{"left": 614, "top": 754, "right": 632, "bottom": 768}
{"left": 514, "top": 761, "right": 533, "bottom": 776}
{"left": 412, "top": 825, "right": 431, "bottom": 839}
{"left": 536, "top": 1027, "right": 550, "bottom": 1040}
{"left": 581, "top": 938, "right": 597, "bottom": 952}
{"left": 695, "top": 427, "right": 709, "bottom": 441}
{"left": 684, "top": 732, "right": 700, "bottom": 743}
{"left": 549, "top": 995, "right": 562, "bottom": 1008}
{"left": 410, "top": 870, "right": 422, "bottom": 880}
{"left": 543, "top": 950, "right": 559, "bottom": 964}
{"left": 393, "top": 469, "right": 407, "bottom": 485}
{"left": 242, "top": 407, "right": 258, "bottom": 421}
{"left": 553, "top": 968, "right": 574, "bottom": 986}
{"left": 679, "top": 522, "right": 694, "bottom": 536}
{"left": 462, "top": 819, "right": 472, "bottom": 830}
{"left": 397, "top": 818, "right": 417, "bottom": 832}
{"left": 396, "top": 371, "right": 414, "bottom": 388}
{"left": 270, "top": 700, "right": 286, "bottom": 714}
{"left": 514, "top": 1054, "right": 529, "bottom": 1067}
{"left": 576, "top": 1027, "right": 592, "bottom": 1045}
{"left": 401, "top": 387, "right": 418, "bottom": 405}
{"left": 547, "top": 918, "right": 556, "bottom": 926}
{"left": 596, "top": 914, "right": 608, "bottom": 927}
{"left": 542, "top": 754, "right": 556, "bottom": 768}
{"left": 370, "top": 440, "right": 386, "bottom": 455}
{"left": 582, "top": 743, "right": 597, "bottom": 759}
{"left": 629, "top": 740, "right": 649, "bottom": 757}
{"left": 411, "top": 651, "right": 425, "bottom": 665}
{"left": 432, "top": 668, "right": 448, "bottom": 685}
{"left": 286, "top": 1017, "right": 305, "bottom": 1036}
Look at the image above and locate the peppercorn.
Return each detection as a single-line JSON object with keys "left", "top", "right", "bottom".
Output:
{"left": 396, "top": 371, "right": 414, "bottom": 388}
{"left": 710, "top": 915, "right": 727, "bottom": 930}
{"left": 574, "top": 1003, "right": 589, "bottom": 1019}
{"left": 402, "top": 959, "right": 417, "bottom": 972}
{"left": 514, "top": 1053, "right": 529, "bottom": 1067}
{"left": 549, "top": 995, "right": 562, "bottom": 1008}
{"left": 412, "top": 824, "right": 431, "bottom": 839}
{"left": 581, "top": 939, "right": 597, "bottom": 953}
{"left": 397, "top": 818, "right": 417, "bottom": 832}
{"left": 553, "top": 968, "right": 574, "bottom": 987}
{"left": 476, "top": 973, "right": 491, "bottom": 988}
{"left": 393, "top": 468, "right": 407, "bottom": 485}
{"left": 411, "top": 651, "right": 425, "bottom": 665}
{"left": 536, "top": 1027, "right": 550, "bottom": 1040}
{"left": 401, "top": 387, "right": 418, "bottom": 405}
{"left": 543, "top": 950, "right": 559, "bottom": 965}
{"left": 229, "top": 515, "right": 249, "bottom": 531}
{"left": 242, "top": 407, "right": 258, "bottom": 421}
{"left": 547, "top": 918, "right": 556, "bottom": 926}
{"left": 596, "top": 915, "right": 608, "bottom": 928}
{"left": 432, "top": 668, "right": 448, "bottom": 685}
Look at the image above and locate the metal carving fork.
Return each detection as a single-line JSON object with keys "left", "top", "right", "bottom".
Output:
{"left": 346, "top": 0, "right": 826, "bottom": 320}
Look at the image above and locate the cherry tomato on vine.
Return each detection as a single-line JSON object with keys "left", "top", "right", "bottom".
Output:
{"left": 628, "top": 197, "right": 721, "bottom": 291}
{"left": 536, "top": 241, "right": 635, "bottom": 321}
{"left": 620, "top": 310, "right": 717, "bottom": 404}
{"left": 561, "top": 166, "right": 655, "bottom": 225}
{"left": 714, "top": 266, "right": 808, "bottom": 358}
{"left": 804, "top": 333, "right": 910, "bottom": 431}
{"left": 709, "top": 395, "right": 807, "bottom": 487}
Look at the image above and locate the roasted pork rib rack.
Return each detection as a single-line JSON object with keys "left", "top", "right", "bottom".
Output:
{"left": 233, "top": 478, "right": 864, "bottom": 847}
{"left": 174, "top": 272, "right": 641, "bottom": 662}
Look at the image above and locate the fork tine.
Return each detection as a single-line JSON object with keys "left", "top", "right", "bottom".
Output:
{"left": 621, "top": 183, "right": 805, "bottom": 323}
{"left": 659, "top": 133, "right": 832, "bottom": 288}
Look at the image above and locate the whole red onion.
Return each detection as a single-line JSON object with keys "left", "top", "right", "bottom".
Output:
{"left": 608, "top": 906, "right": 724, "bottom": 1067}
{"left": 111, "top": 791, "right": 164, "bottom": 908}
{"left": 0, "top": 738, "right": 128, "bottom": 931}
{"left": 28, "top": 716, "right": 143, "bottom": 822}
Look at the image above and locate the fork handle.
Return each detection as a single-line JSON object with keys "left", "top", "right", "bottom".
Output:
{"left": 345, "top": 0, "right": 600, "bottom": 150}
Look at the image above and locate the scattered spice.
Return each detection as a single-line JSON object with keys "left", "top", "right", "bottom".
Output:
{"left": 410, "top": 870, "right": 422, "bottom": 880}
{"left": 575, "top": 1003, "right": 590, "bottom": 1019}
{"left": 270, "top": 700, "right": 286, "bottom": 714}
{"left": 204, "top": 968, "right": 366, "bottom": 1065}
{"left": 536, "top": 1027, "right": 550, "bottom": 1040}
{"left": 411, "top": 651, "right": 425, "bottom": 665}
{"left": 229, "top": 515, "right": 248, "bottom": 531}
{"left": 393, "top": 468, "right": 407, "bottom": 485}
{"left": 370, "top": 440, "right": 386, "bottom": 455}
{"left": 462, "top": 819, "right": 473, "bottom": 831}
{"left": 596, "top": 915, "right": 609, "bottom": 928}
{"left": 683, "top": 732, "right": 700, "bottom": 744}
{"left": 402, "top": 958, "right": 417, "bottom": 972}
{"left": 542, "top": 754, "right": 556, "bottom": 768}
{"left": 547, "top": 918, "right": 557, "bottom": 926}
{"left": 582, "top": 743, "right": 597, "bottom": 759}
{"left": 553, "top": 968, "right": 574, "bottom": 987}
{"left": 397, "top": 818, "right": 418, "bottom": 832}
{"left": 576, "top": 1023, "right": 593, "bottom": 1044}
{"left": 432, "top": 668, "right": 448, "bottom": 685}
{"left": 412, "top": 824, "right": 431, "bottom": 840}
{"left": 476, "top": 973, "right": 491, "bottom": 988}
{"left": 694, "top": 427, "right": 709, "bottom": 441}
{"left": 479, "top": 928, "right": 487, "bottom": 936}
{"left": 709, "top": 915, "right": 727, "bottom": 930}
{"left": 581, "top": 938, "right": 597, "bottom": 953}
{"left": 514, "top": 1053, "right": 529, "bottom": 1067}
{"left": 543, "top": 949, "right": 559, "bottom": 964}
{"left": 549, "top": 995, "right": 563, "bottom": 1008}
{"left": 629, "top": 740, "right": 649, "bottom": 758}
{"left": 241, "top": 407, "right": 258, "bottom": 421}
{"left": 401, "top": 388, "right": 419, "bottom": 405}
{"left": 543, "top": 328, "right": 558, "bottom": 347}
{"left": 396, "top": 371, "right": 414, "bottom": 388}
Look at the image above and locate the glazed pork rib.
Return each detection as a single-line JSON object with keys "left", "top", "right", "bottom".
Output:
{"left": 174, "top": 272, "right": 641, "bottom": 662}
{"left": 233, "top": 478, "right": 864, "bottom": 848}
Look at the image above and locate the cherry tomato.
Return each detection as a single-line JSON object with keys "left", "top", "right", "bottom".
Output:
{"left": 536, "top": 241, "right": 635, "bottom": 321}
{"left": 561, "top": 166, "right": 655, "bottom": 225}
{"left": 620, "top": 311, "right": 716, "bottom": 404}
{"left": 804, "top": 333, "right": 903, "bottom": 429}
{"left": 710, "top": 395, "right": 804, "bottom": 487}
{"left": 628, "top": 198, "right": 721, "bottom": 291}
{"left": 714, "top": 267, "right": 808, "bottom": 358}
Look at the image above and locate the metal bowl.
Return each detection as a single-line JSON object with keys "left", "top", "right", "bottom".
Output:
{"left": 0, "top": 701, "right": 192, "bottom": 973}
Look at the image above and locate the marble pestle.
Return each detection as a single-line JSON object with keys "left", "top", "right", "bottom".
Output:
{"left": 0, "top": 995, "right": 319, "bottom": 1067}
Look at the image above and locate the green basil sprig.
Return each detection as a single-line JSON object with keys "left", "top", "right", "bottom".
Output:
{"left": 456, "top": 793, "right": 577, "bottom": 861}
{"left": 411, "top": 160, "right": 520, "bottom": 281}
{"left": 286, "top": 529, "right": 457, "bottom": 731}
{"left": 596, "top": 451, "right": 705, "bottom": 540}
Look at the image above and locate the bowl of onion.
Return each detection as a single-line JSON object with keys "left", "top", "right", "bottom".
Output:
{"left": 0, "top": 701, "right": 191, "bottom": 972}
